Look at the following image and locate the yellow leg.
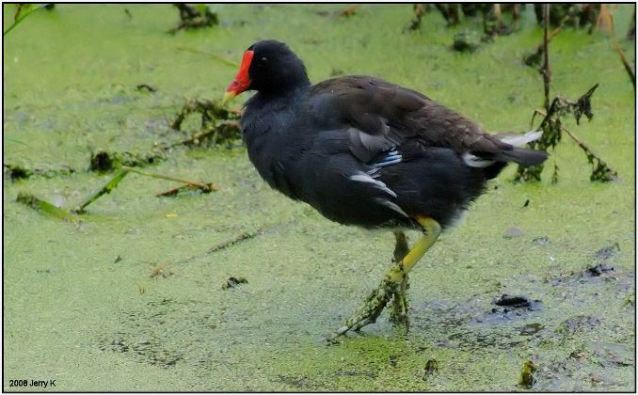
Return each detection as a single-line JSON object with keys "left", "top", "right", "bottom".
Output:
{"left": 389, "top": 231, "right": 410, "bottom": 329}
{"left": 332, "top": 217, "right": 441, "bottom": 339}
{"left": 385, "top": 217, "right": 441, "bottom": 283}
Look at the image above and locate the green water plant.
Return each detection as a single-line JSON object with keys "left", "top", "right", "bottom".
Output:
{"left": 16, "top": 192, "right": 80, "bottom": 223}
{"left": 515, "top": 5, "right": 617, "bottom": 183}
{"left": 3, "top": 4, "right": 47, "bottom": 36}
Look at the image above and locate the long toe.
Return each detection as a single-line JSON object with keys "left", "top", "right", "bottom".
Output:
{"left": 389, "top": 275, "right": 410, "bottom": 333}
{"left": 332, "top": 278, "right": 397, "bottom": 338}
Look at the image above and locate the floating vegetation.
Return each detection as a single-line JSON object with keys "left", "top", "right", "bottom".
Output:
{"left": 150, "top": 262, "right": 173, "bottom": 279}
{"left": 3, "top": 163, "right": 76, "bottom": 181}
{"left": 519, "top": 360, "right": 537, "bottom": 388}
{"left": 407, "top": 4, "right": 520, "bottom": 39}
{"left": 156, "top": 182, "right": 219, "bottom": 197}
{"left": 493, "top": 294, "right": 539, "bottom": 310}
{"left": 93, "top": 166, "right": 218, "bottom": 208}
{"left": 482, "top": 4, "right": 520, "bottom": 38}
{"left": 170, "top": 98, "right": 238, "bottom": 131}
{"left": 435, "top": 3, "right": 461, "bottom": 26}
{"left": 135, "top": 83, "right": 157, "bottom": 93}
{"left": 206, "top": 228, "right": 264, "bottom": 255}
{"left": 16, "top": 192, "right": 80, "bottom": 223}
{"left": 556, "top": 315, "right": 601, "bottom": 335}
{"left": 585, "top": 263, "right": 615, "bottom": 277}
{"left": 517, "top": 84, "right": 618, "bottom": 183}
{"left": 125, "top": 166, "right": 220, "bottom": 196}
{"left": 560, "top": 123, "right": 618, "bottom": 183}
{"left": 403, "top": 4, "right": 428, "bottom": 32}
{"left": 594, "top": 242, "right": 621, "bottom": 262}
{"left": 533, "top": 4, "right": 598, "bottom": 31}
{"left": 86, "top": 99, "right": 240, "bottom": 174}
{"left": 337, "top": 5, "right": 359, "bottom": 18}
{"left": 170, "top": 98, "right": 241, "bottom": 147}
{"left": 16, "top": 165, "right": 219, "bottom": 220}
{"left": 168, "top": 224, "right": 277, "bottom": 267}
{"left": 89, "top": 150, "right": 166, "bottom": 173}
{"left": 12, "top": 96, "right": 231, "bottom": 223}
{"left": 73, "top": 169, "right": 130, "bottom": 214}
{"left": 515, "top": 6, "right": 617, "bottom": 183}
{"left": 168, "top": 4, "right": 219, "bottom": 34}
{"left": 222, "top": 276, "right": 248, "bottom": 290}
{"left": 422, "top": 359, "right": 439, "bottom": 380}
{"left": 451, "top": 31, "right": 481, "bottom": 52}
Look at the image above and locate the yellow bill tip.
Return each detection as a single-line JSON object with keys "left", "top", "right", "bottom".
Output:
{"left": 222, "top": 91, "right": 237, "bottom": 106}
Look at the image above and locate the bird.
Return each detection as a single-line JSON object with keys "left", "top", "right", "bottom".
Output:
{"left": 222, "top": 39, "right": 547, "bottom": 338}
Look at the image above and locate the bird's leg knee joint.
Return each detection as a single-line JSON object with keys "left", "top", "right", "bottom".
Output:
{"left": 387, "top": 216, "right": 441, "bottom": 280}
{"left": 385, "top": 264, "right": 407, "bottom": 284}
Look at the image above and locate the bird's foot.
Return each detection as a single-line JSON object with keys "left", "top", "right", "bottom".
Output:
{"left": 330, "top": 277, "right": 398, "bottom": 339}
{"left": 328, "top": 219, "right": 440, "bottom": 343}
{"left": 389, "top": 274, "right": 410, "bottom": 333}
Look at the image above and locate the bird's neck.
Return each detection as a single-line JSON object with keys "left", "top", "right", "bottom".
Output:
{"left": 246, "top": 81, "right": 310, "bottom": 113}
{"left": 258, "top": 77, "right": 311, "bottom": 100}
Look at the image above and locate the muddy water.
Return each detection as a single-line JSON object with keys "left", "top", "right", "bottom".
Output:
{"left": 3, "top": 4, "right": 635, "bottom": 391}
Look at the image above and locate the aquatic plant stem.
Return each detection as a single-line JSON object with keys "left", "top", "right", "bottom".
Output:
{"left": 74, "top": 169, "right": 130, "bottom": 213}
{"left": 3, "top": 5, "right": 44, "bottom": 36}
{"left": 17, "top": 192, "right": 80, "bottom": 223}
{"left": 612, "top": 42, "right": 635, "bottom": 90}
{"left": 122, "top": 166, "right": 219, "bottom": 192}
{"left": 533, "top": 110, "right": 618, "bottom": 182}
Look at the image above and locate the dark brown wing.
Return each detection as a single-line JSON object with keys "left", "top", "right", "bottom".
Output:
{"left": 308, "top": 76, "right": 510, "bottom": 163}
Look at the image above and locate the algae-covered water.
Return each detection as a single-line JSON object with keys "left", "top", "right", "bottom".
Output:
{"left": 3, "top": 4, "right": 635, "bottom": 391}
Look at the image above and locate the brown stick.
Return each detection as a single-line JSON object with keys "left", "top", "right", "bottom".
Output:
{"left": 612, "top": 42, "right": 636, "bottom": 89}
{"left": 156, "top": 183, "right": 218, "bottom": 197}
{"left": 173, "top": 225, "right": 271, "bottom": 265}
{"left": 561, "top": 125, "right": 595, "bottom": 153}
{"left": 542, "top": 4, "right": 551, "bottom": 111}
{"left": 122, "top": 166, "right": 219, "bottom": 193}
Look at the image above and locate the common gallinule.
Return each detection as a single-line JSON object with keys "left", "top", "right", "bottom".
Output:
{"left": 223, "top": 40, "right": 547, "bottom": 337}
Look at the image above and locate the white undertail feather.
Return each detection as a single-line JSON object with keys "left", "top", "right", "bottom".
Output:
{"left": 499, "top": 130, "right": 543, "bottom": 147}
{"left": 461, "top": 153, "right": 493, "bottom": 168}
{"left": 462, "top": 130, "right": 542, "bottom": 168}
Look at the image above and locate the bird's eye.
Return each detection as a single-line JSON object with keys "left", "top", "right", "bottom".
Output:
{"left": 260, "top": 57, "right": 268, "bottom": 64}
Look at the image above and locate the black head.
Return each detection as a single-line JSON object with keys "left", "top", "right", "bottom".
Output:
{"left": 225, "top": 40, "right": 309, "bottom": 100}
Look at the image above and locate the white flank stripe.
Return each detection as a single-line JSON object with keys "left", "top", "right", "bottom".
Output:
{"left": 350, "top": 172, "right": 397, "bottom": 198}
{"left": 374, "top": 198, "right": 409, "bottom": 218}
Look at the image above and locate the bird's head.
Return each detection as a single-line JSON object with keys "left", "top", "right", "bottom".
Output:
{"left": 223, "top": 40, "right": 309, "bottom": 104}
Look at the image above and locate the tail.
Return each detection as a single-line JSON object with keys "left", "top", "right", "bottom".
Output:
{"left": 462, "top": 130, "right": 548, "bottom": 168}
{"left": 495, "top": 130, "right": 548, "bottom": 166}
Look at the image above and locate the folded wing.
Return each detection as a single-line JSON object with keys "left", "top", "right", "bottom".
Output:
{"left": 309, "top": 76, "right": 546, "bottom": 166}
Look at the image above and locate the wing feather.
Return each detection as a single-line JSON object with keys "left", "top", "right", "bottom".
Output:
{"left": 309, "top": 76, "right": 509, "bottom": 163}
